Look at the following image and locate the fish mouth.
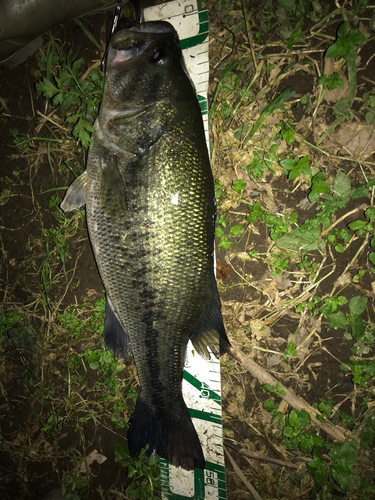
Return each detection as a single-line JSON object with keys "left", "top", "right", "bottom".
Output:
{"left": 109, "top": 21, "right": 178, "bottom": 65}
{"left": 126, "top": 21, "right": 177, "bottom": 35}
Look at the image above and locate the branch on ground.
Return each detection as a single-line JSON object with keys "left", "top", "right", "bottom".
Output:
{"left": 226, "top": 343, "right": 346, "bottom": 443}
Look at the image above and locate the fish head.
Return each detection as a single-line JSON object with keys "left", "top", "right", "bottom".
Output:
{"left": 107, "top": 21, "right": 184, "bottom": 102}
{"left": 98, "top": 21, "right": 196, "bottom": 153}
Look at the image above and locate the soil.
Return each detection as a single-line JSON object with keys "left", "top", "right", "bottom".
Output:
{"left": 1, "top": 3, "right": 375, "bottom": 500}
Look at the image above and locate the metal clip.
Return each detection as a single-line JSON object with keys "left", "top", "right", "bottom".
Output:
{"left": 101, "top": 1, "right": 143, "bottom": 72}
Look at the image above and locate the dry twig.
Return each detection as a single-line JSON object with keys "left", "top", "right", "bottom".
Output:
{"left": 226, "top": 343, "right": 346, "bottom": 443}
{"left": 224, "top": 446, "right": 263, "bottom": 500}
{"left": 224, "top": 440, "right": 306, "bottom": 470}
{"left": 320, "top": 205, "right": 367, "bottom": 238}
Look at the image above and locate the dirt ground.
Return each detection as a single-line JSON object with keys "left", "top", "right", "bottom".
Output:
{"left": 1, "top": 1, "right": 375, "bottom": 500}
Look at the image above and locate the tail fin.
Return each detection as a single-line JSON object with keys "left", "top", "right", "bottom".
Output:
{"left": 128, "top": 395, "right": 205, "bottom": 471}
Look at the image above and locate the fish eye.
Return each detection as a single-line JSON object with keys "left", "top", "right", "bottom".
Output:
{"left": 151, "top": 48, "right": 168, "bottom": 64}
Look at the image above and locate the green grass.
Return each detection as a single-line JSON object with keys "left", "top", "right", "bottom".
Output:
{"left": 212, "top": 2, "right": 375, "bottom": 497}
{"left": 36, "top": 46, "right": 104, "bottom": 148}
{"left": 2, "top": 2, "right": 375, "bottom": 498}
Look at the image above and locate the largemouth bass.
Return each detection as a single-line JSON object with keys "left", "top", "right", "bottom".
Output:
{"left": 61, "top": 20, "right": 229, "bottom": 471}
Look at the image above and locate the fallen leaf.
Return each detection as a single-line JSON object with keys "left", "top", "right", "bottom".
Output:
{"left": 216, "top": 261, "right": 231, "bottom": 279}
{"left": 329, "top": 123, "right": 375, "bottom": 158}
{"left": 80, "top": 449, "right": 107, "bottom": 473}
{"left": 273, "top": 273, "right": 292, "bottom": 290}
{"left": 250, "top": 320, "right": 271, "bottom": 338}
{"left": 266, "top": 354, "right": 283, "bottom": 369}
{"left": 334, "top": 272, "right": 352, "bottom": 288}
{"left": 0, "top": 96, "right": 9, "bottom": 112}
{"left": 296, "top": 197, "right": 315, "bottom": 211}
{"left": 261, "top": 184, "right": 278, "bottom": 213}
{"left": 359, "top": 21, "right": 372, "bottom": 39}
{"left": 85, "top": 288, "right": 101, "bottom": 299}
{"left": 322, "top": 60, "right": 350, "bottom": 103}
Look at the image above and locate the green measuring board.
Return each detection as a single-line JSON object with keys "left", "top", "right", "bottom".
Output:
{"left": 159, "top": 346, "right": 227, "bottom": 499}
{"left": 144, "top": 0, "right": 210, "bottom": 146}
{"left": 144, "top": 2, "right": 227, "bottom": 499}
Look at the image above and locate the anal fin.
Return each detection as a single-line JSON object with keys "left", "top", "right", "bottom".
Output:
{"left": 191, "top": 283, "right": 230, "bottom": 359}
{"left": 103, "top": 297, "right": 131, "bottom": 358}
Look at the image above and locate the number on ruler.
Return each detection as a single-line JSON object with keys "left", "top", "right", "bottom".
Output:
{"left": 200, "top": 381, "right": 210, "bottom": 399}
{"left": 205, "top": 470, "right": 218, "bottom": 486}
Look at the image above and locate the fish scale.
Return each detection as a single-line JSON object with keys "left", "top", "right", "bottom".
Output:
{"left": 61, "top": 20, "right": 229, "bottom": 471}
{"left": 88, "top": 117, "right": 215, "bottom": 414}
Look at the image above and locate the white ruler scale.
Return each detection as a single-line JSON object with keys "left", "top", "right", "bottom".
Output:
{"left": 143, "top": 2, "right": 227, "bottom": 499}
{"left": 144, "top": 0, "right": 210, "bottom": 147}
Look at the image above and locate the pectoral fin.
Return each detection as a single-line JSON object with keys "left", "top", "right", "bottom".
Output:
{"left": 60, "top": 170, "right": 87, "bottom": 212}
{"left": 190, "top": 284, "right": 230, "bottom": 359}
{"left": 103, "top": 297, "right": 131, "bottom": 358}
{"left": 99, "top": 153, "right": 128, "bottom": 219}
